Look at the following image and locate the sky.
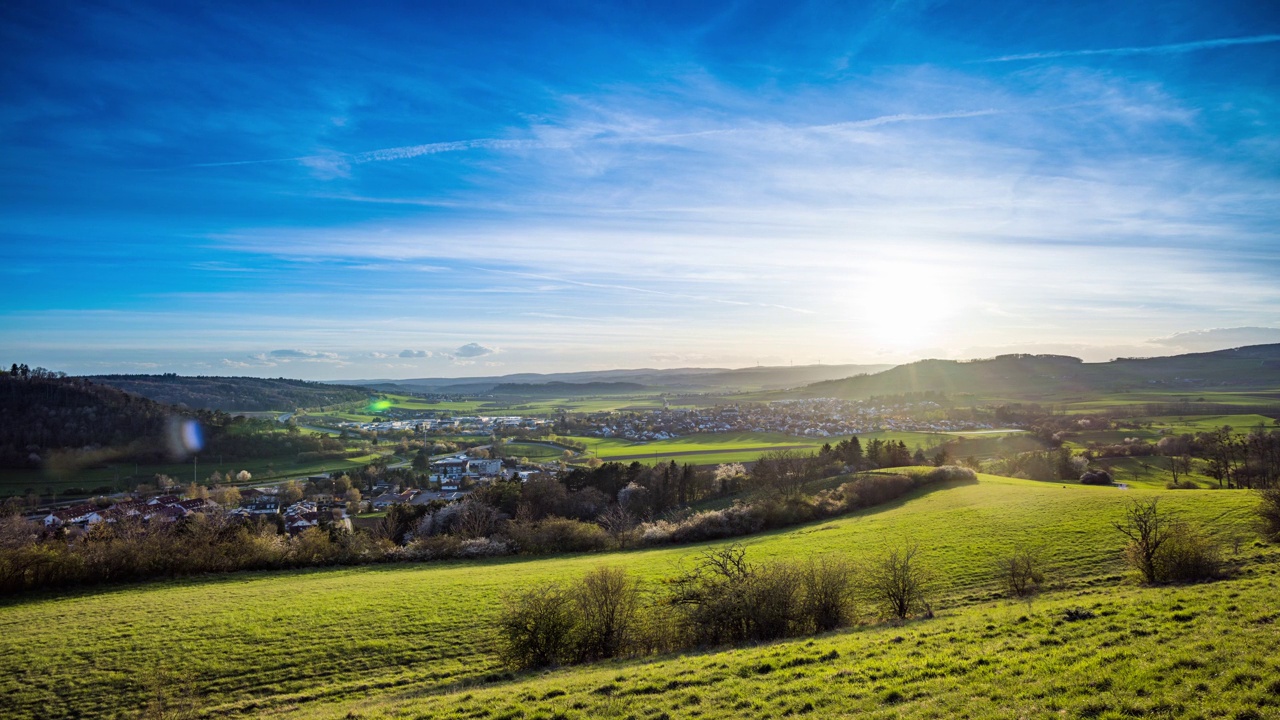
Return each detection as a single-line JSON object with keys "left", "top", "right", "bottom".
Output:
{"left": 2, "top": 0, "right": 1279, "bottom": 380}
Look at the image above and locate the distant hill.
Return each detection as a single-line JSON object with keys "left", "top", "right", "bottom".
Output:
{"left": 792, "top": 344, "right": 1280, "bottom": 401}
{"left": 85, "top": 374, "right": 371, "bottom": 412}
{"left": 0, "top": 371, "right": 195, "bottom": 470}
{"left": 342, "top": 363, "right": 894, "bottom": 394}
{"left": 490, "top": 381, "right": 648, "bottom": 395}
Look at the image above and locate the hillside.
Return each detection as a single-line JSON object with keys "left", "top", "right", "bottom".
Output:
{"left": 795, "top": 344, "right": 1280, "bottom": 402}
{"left": 345, "top": 363, "right": 895, "bottom": 394}
{"left": 0, "top": 474, "right": 1266, "bottom": 719}
{"left": 85, "top": 374, "right": 371, "bottom": 412}
{"left": 0, "top": 371, "right": 204, "bottom": 470}
{"left": 490, "top": 381, "right": 649, "bottom": 395}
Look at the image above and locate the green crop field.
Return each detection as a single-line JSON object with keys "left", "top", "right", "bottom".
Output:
{"left": 500, "top": 441, "right": 567, "bottom": 460}
{"left": 566, "top": 431, "right": 971, "bottom": 466}
{"left": 0, "top": 474, "right": 1268, "bottom": 720}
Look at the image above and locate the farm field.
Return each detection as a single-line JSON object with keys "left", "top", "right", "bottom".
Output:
{"left": 0, "top": 474, "right": 1265, "bottom": 720}
{"left": 1057, "top": 389, "right": 1280, "bottom": 412}
{"left": 567, "top": 430, "right": 981, "bottom": 466}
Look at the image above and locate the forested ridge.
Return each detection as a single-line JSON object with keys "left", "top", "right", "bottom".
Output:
{"left": 84, "top": 373, "right": 370, "bottom": 412}
{"left": 1, "top": 366, "right": 356, "bottom": 470}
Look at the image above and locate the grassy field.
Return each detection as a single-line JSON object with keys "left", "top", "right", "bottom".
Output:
{"left": 567, "top": 431, "right": 972, "bottom": 466}
{"left": 1057, "top": 389, "right": 1280, "bottom": 413}
{"left": 500, "top": 441, "right": 567, "bottom": 460}
{"left": 0, "top": 474, "right": 1267, "bottom": 719}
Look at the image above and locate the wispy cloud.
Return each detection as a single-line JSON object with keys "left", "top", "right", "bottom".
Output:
{"left": 982, "top": 34, "right": 1280, "bottom": 63}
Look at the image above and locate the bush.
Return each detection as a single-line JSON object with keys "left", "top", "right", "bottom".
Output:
{"left": 841, "top": 474, "right": 914, "bottom": 509}
{"left": 1259, "top": 487, "right": 1280, "bottom": 541}
{"left": 999, "top": 546, "right": 1044, "bottom": 597}
{"left": 1148, "top": 522, "right": 1221, "bottom": 583}
{"left": 1117, "top": 498, "right": 1221, "bottom": 584}
{"left": 667, "top": 545, "right": 801, "bottom": 646}
{"left": 864, "top": 543, "right": 933, "bottom": 620}
{"left": 572, "top": 566, "right": 640, "bottom": 662}
{"left": 497, "top": 583, "right": 579, "bottom": 669}
{"left": 1080, "top": 469, "right": 1113, "bottom": 485}
{"left": 1165, "top": 479, "right": 1198, "bottom": 490}
{"left": 924, "top": 465, "right": 977, "bottom": 484}
{"left": 798, "top": 556, "right": 857, "bottom": 632}
{"left": 506, "top": 517, "right": 611, "bottom": 554}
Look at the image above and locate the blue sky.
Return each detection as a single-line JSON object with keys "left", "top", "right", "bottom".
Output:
{"left": 2, "top": 0, "right": 1279, "bottom": 379}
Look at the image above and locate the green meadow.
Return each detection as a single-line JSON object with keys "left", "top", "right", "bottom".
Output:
{"left": 567, "top": 430, "right": 976, "bottom": 466}
{"left": 0, "top": 474, "right": 1267, "bottom": 719}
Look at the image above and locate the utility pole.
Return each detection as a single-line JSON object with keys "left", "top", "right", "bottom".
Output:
{"left": 193, "top": 455, "right": 198, "bottom": 486}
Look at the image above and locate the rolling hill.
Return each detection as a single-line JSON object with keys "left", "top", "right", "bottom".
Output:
{"left": 343, "top": 363, "right": 895, "bottom": 394}
{"left": 84, "top": 374, "right": 372, "bottom": 412}
{"left": 0, "top": 473, "right": 1268, "bottom": 719}
{"left": 793, "top": 344, "right": 1280, "bottom": 403}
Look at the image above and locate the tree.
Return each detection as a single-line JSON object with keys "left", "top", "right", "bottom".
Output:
{"left": 749, "top": 450, "right": 815, "bottom": 498}
{"left": 210, "top": 485, "right": 241, "bottom": 508}
{"left": 999, "top": 546, "right": 1044, "bottom": 597}
{"left": 1114, "top": 498, "right": 1170, "bottom": 584}
{"left": 864, "top": 543, "right": 932, "bottom": 620}
{"left": 278, "top": 480, "right": 303, "bottom": 505}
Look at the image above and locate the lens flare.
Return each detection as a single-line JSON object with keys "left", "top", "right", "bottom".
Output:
{"left": 165, "top": 416, "right": 204, "bottom": 459}
{"left": 369, "top": 399, "right": 392, "bottom": 412}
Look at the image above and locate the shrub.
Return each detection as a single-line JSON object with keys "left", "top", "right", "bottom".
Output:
{"left": 497, "top": 583, "right": 578, "bottom": 669}
{"left": 864, "top": 543, "right": 933, "bottom": 620}
{"left": 506, "top": 517, "right": 611, "bottom": 554}
{"left": 1080, "top": 469, "right": 1113, "bottom": 485}
{"left": 572, "top": 566, "right": 640, "bottom": 662}
{"left": 1117, "top": 498, "right": 1222, "bottom": 584}
{"left": 1165, "top": 480, "right": 1199, "bottom": 490}
{"left": 1259, "top": 487, "right": 1280, "bottom": 541}
{"left": 924, "top": 465, "right": 977, "bottom": 484}
{"left": 999, "top": 546, "right": 1044, "bottom": 597}
{"left": 798, "top": 556, "right": 857, "bottom": 632}
{"left": 667, "top": 544, "right": 801, "bottom": 646}
{"left": 1149, "top": 522, "right": 1221, "bottom": 583}
{"left": 841, "top": 474, "right": 914, "bottom": 509}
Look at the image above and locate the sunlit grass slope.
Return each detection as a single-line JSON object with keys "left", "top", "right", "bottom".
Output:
{"left": 325, "top": 556, "right": 1280, "bottom": 720}
{"left": 0, "top": 475, "right": 1265, "bottom": 719}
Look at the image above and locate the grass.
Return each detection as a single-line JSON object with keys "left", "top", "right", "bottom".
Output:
{"left": 565, "top": 431, "right": 978, "bottom": 466}
{"left": 0, "top": 474, "right": 1266, "bottom": 719}
{"left": 329, "top": 558, "right": 1280, "bottom": 720}
{"left": 500, "top": 442, "right": 568, "bottom": 460}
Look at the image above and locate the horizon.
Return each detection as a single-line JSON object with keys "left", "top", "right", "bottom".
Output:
{"left": 52, "top": 340, "right": 1280, "bottom": 384}
{"left": 3, "top": 1, "right": 1279, "bottom": 380}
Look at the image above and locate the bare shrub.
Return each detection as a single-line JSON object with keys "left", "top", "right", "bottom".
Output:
{"left": 496, "top": 583, "right": 578, "bottom": 669}
{"left": 798, "top": 556, "right": 857, "bottom": 632}
{"left": 999, "top": 546, "right": 1044, "bottom": 598}
{"left": 667, "top": 544, "right": 801, "bottom": 646}
{"left": 573, "top": 566, "right": 640, "bottom": 662}
{"left": 864, "top": 543, "right": 933, "bottom": 620}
